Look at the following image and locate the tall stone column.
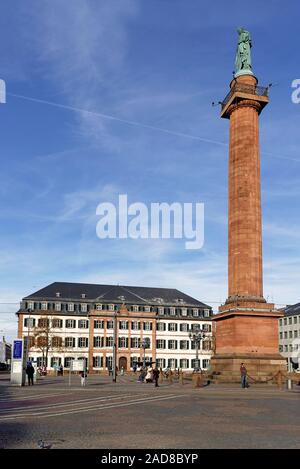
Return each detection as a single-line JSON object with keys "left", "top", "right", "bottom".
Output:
{"left": 211, "top": 32, "right": 286, "bottom": 382}
{"left": 227, "top": 75, "right": 264, "bottom": 303}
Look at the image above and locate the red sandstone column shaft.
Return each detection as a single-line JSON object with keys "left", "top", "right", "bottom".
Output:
{"left": 227, "top": 75, "right": 263, "bottom": 301}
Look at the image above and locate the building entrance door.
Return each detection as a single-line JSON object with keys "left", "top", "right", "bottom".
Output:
{"left": 119, "top": 356, "right": 127, "bottom": 371}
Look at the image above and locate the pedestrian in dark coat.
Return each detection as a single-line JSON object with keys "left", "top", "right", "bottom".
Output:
{"left": 26, "top": 362, "right": 34, "bottom": 386}
{"left": 153, "top": 368, "right": 160, "bottom": 387}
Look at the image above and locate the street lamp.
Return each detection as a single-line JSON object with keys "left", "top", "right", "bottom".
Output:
{"left": 112, "top": 309, "right": 118, "bottom": 383}
{"left": 141, "top": 337, "right": 150, "bottom": 369}
{"left": 188, "top": 325, "right": 206, "bottom": 371}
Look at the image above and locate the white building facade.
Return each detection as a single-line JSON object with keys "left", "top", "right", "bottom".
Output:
{"left": 17, "top": 282, "right": 213, "bottom": 373}
{"left": 279, "top": 303, "right": 300, "bottom": 371}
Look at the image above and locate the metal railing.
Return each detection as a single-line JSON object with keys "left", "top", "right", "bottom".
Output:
{"left": 221, "top": 82, "right": 269, "bottom": 110}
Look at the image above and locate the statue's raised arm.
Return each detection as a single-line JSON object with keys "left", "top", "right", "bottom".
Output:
{"left": 234, "top": 28, "right": 253, "bottom": 78}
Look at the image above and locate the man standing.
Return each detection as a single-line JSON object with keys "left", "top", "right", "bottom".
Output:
{"left": 25, "top": 362, "right": 34, "bottom": 386}
{"left": 153, "top": 367, "right": 160, "bottom": 387}
{"left": 240, "top": 363, "right": 248, "bottom": 388}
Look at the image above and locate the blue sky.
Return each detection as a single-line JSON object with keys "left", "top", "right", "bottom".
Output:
{"left": 0, "top": 0, "right": 300, "bottom": 342}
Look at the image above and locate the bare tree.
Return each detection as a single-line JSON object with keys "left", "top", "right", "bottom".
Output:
{"left": 30, "top": 316, "right": 64, "bottom": 369}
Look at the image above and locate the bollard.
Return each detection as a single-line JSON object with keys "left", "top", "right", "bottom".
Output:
{"left": 287, "top": 379, "right": 293, "bottom": 390}
{"left": 179, "top": 369, "right": 184, "bottom": 385}
{"left": 277, "top": 371, "right": 282, "bottom": 390}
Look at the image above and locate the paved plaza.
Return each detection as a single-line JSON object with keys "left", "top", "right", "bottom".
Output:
{"left": 0, "top": 373, "right": 299, "bottom": 449}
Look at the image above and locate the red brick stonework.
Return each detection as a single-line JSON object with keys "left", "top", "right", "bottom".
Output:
{"left": 211, "top": 74, "right": 286, "bottom": 381}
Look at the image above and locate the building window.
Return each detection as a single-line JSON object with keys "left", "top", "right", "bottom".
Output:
{"left": 168, "top": 340, "right": 177, "bottom": 350}
{"left": 107, "top": 321, "right": 114, "bottom": 329}
{"left": 293, "top": 316, "right": 298, "bottom": 324}
{"left": 168, "top": 323, "right": 177, "bottom": 332}
{"left": 56, "top": 292, "right": 61, "bottom": 298}
{"left": 131, "top": 321, "right": 140, "bottom": 331}
{"left": 81, "top": 304, "right": 87, "bottom": 313}
{"left": 55, "top": 303, "right": 61, "bottom": 311}
{"left": 36, "top": 336, "right": 47, "bottom": 347}
{"left": 170, "top": 307, "right": 176, "bottom": 316}
{"left": 66, "top": 319, "right": 76, "bottom": 328}
{"left": 284, "top": 331, "right": 288, "bottom": 339}
{"left": 131, "top": 337, "right": 140, "bottom": 348}
{"left": 50, "top": 357, "right": 61, "bottom": 367}
{"left": 144, "top": 306, "right": 151, "bottom": 312}
{"left": 119, "top": 321, "right": 128, "bottom": 330}
{"left": 93, "top": 336, "right": 104, "bottom": 348}
{"left": 37, "top": 357, "right": 45, "bottom": 367}
{"left": 204, "top": 310, "right": 210, "bottom": 317}
{"left": 156, "top": 358, "right": 166, "bottom": 369}
{"left": 279, "top": 319, "right": 283, "bottom": 326}
{"left": 106, "top": 337, "right": 114, "bottom": 347}
{"left": 106, "top": 356, "right": 113, "bottom": 368}
{"left": 93, "top": 356, "right": 103, "bottom": 368}
{"left": 132, "top": 305, "right": 139, "bottom": 312}
{"left": 180, "top": 340, "right": 189, "bottom": 350}
{"left": 96, "top": 304, "right": 102, "bottom": 311}
{"left": 294, "top": 330, "right": 298, "bottom": 338}
{"left": 202, "top": 324, "right": 212, "bottom": 333}
{"left": 168, "top": 358, "right": 177, "bottom": 368}
{"left": 284, "top": 318, "right": 287, "bottom": 325}
{"left": 118, "top": 337, "right": 129, "bottom": 348}
{"left": 51, "top": 336, "right": 62, "bottom": 348}
{"left": 68, "top": 303, "right": 74, "bottom": 312}
{"left": 38, "top": 318, "right": 49, "bottom": 328}
{"left": 28, "top": 301, "right": 34, "bottom": 310}
{"left": 28, "top": 336, "right": 35, "bottom": 348}
{"left": 130, "top": 356, "right": 139, "bottom": 368}
{"left": 78, "top": 337, "right": 88, "bottom": 348}
{"left": 156, "top": 340, "right": 166, "bottom": 349}
{"left": 81, "top": 293, "right": 86, "bottom": 299}
{"left": 24, "top": 317, "right": 36, "bottom": 328}
{"left": 289, "top": 344, "right": 293, "bottom": 352}
{"left": 156, "top": 322, "right": 166, "bottom": 331}
{"left": 180, "top": 359, "right": 189, "bottom": 369}
{"left": 180, "top": 323, "right": 188, "bottom": 332}
{"left": 279, "top": 345, "right": 283, "bottom": 353}
{"left": 202, "top": 359, "right": 210, "bottom": 369}
{"left": 279, "top": 332, "right": 283, "bottom": 339}
{"left": 65, "top": 337, "right": 75, "bottom": 348}
{"left": 78, "top": 319, "right": 89, "bottom": 329}
{"left": 143, "top": 322, "right": 152, "bottom": 331}
{"left": 158, "top": 307, "right": 164, "bottom": 315}
{"left": 108, "top": 304, "right": 114, "bottom": 311}
{"left": 289, "top": 331, "right": 293, "bottom": 339}
{"left": 41, "top": 302, "right": 48, "bottom": 311}
{"left": 288, "top": 317, "right": 292, "bottom": 325}
{"left": 94, "top": 320, "right": 104, "bottom": 329}
{"left": 64, "top": 357, "right": 74, "bottom": 368}
{"left": 284, "top": 345, "right": 288, "bottom": 352}
{"left": 192, "top": 309, "right": 199, "bottom": 317}
{"left": 52, "top": 318, "right": 63, "bottom": 328}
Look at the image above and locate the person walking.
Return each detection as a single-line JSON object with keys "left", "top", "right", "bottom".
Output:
{"left": 80, "top": 369, "right": 87, "bottom": 387}
{"left": 240, "top": 363, "right": 248, "bottom": 388}
{"left": 25, "top": 362, "right": 35, "bottom": 386}
{"left": 153, "top": 367, "right": 160, "bottom": 387}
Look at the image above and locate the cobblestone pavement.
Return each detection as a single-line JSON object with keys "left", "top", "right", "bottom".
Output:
{"left": 0, "top": 373, "right": 299, "bottom": 449}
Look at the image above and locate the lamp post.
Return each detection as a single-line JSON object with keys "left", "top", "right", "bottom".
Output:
{"left": 26, "top": 308, "right": 33, "bottom": 364}
{"left": 188, "top": 325, "right": 206, "bottom": 371}
{"left": 112, "top": 310, "right": 118, "bottom": 383}
{"left": 141, "top": 337, "right": 150, "bottom": 369}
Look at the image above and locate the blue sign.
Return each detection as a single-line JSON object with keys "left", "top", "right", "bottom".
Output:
{"left": 13, "top": 340, "right": 23, "bottom": 359}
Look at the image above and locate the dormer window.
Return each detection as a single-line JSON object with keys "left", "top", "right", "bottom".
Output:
{"left": 96, "top": 304, "right": 102, "bottom": 311}
{"left": 144, "top": 305, "right": 150, "bottom": 312}
{"left": 181, "top": 308, "right": 188, "bottom": 316}
{"left": 81, "top": 293, "right": 86, "bottom": 299}
{"left": 133, "top": 305, "right": 139, "bottom": 312}
{"left": 108, "top": 304, "right": 114, "bottom": 311}
{"left": 193, "top": 309, "right": 199, "bottom": 317}
{"left": 170, "top": 307, "right": 176, "bottom": 315}
{"left": 56, "top": 292, "right": 61, "bottom": 298}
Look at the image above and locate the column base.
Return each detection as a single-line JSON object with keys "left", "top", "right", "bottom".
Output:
{"left": 210, "top": 354, "right": 287, "bottom": 383}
